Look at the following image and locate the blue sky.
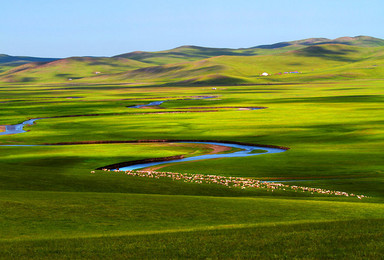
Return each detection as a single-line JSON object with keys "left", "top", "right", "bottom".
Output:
{"left": 2, "top": 0, "right": 384, "bottom": 57}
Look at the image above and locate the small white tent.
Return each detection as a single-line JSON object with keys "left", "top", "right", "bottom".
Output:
{"left": 261, "top": 72, "right": 269, "bottom": 76}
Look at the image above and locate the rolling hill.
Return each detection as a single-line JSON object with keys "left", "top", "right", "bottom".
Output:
{"left": 0, "top": 56, "right": 151, "bottom": 83}
{"left": 1, "top": 36, "right": 383, "bottom": 84}
{"left": 113, "top": 45, "right": 263, "bottom": 65}
{"left": 113, "top": 35, "right": 384, "bottom": 66}
{"left": 79, "top": 44, "right": 384, "bottom": 85}
{"left": 253, "top": 35, "right": 384, "bottom": 49}
{"left": 0, "top": 54, "right": 58, "bottom": 66}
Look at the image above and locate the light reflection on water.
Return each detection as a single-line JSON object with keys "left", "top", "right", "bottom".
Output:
{"left": 117, "top": 141, "right": 286, "bottom": 171}
{"left": 0, "top": 119, "right": 41, "bottom": 136}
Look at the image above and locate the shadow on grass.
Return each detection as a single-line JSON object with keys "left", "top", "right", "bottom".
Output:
{"left": 295, "top": 45, "right": 359, "bottom": 62}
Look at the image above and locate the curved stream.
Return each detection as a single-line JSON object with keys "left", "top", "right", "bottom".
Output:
{"left": 116, "top": 141, "right": 286, "bottom": 171}
{"left": 126, "top": 96, "right": 216, "bottom": 108}
{"left": 0, "top": 98, "right": 287, "bottom": 170}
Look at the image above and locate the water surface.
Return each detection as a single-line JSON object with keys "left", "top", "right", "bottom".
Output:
{"left": 0, "top": 119, "right": 40, "bottom": 135}
{"left": 117, "top": 141, "right": 286, "bottom": 171}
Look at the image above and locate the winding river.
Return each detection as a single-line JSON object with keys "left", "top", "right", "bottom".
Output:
{"left": 116, "top": 141, "right": 286, "bottom": 171}
{"left": 0, "top": 98, "right": 288, "bottom": 170}
{"left": 1, "top": 99, "right": 369, "bottom": 199}
{"left": 126, "top": 96, "right": 216, "bottom": 108}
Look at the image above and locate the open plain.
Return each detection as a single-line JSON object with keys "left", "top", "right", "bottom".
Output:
{"left": 0, "top": 37, "right": 384, "bottom": 258}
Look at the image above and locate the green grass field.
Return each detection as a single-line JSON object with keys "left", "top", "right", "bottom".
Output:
{"left": 0, "top": 39, "right": 383, "bottom": 258}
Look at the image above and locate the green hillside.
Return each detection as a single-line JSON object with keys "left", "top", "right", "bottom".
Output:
{"left": 326, "top": 35, "right": 384, "bottom": 47}
{"left": 2, "top": 36, "right": 383, "bottom": 85}
{"left": 113, "top": 35, "right": 384, "bottom": 66}
{"left": 1, "top": 36, "right": 383, "bottom": 85}
{"left": 113, "top": 46, "right": 255, "bottom": 65}
{"left": 0, "top": 56, "right": 151, "bottom": 83}
{"left": 80, "top": 44, "right": 384, "bottom": 85}
{"left": 0, "top": 54, "right": 58, "bottom": 66}
{"left": 253, "top": 35, "right": 384, "bottom": 49}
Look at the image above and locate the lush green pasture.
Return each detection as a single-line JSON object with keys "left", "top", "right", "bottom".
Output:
{"left": 2, "top": 219, "right": 383, "bottom": 259}
{"left": 1, "top": 81, "right": 383, "bottom": 196}
{"left": 0, "top": 57, "right": 150, "bottom": 83}
{"left": 1, "top": 191, "right": 383, "bottom": 258}
{"left": 3, "top": 191, "right": 383, "bottom": 240}
{"left": 0, "top": 79, "right": 383, "bottom": 258}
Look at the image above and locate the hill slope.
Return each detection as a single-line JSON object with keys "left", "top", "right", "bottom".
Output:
{"left": 0, "top": 56, "right": 151, "bottom": 83}
{"left": 253, "top": 35, "right": 384, "bottom": 49}
{"left": 113, "top": 45, "right": 262, "bottom": 65}
{"left": 83, "top": 44, "right": 384, "bottom": 85}
{"left": 113, "top": 36, "right": 384, "bottom": 66}
{"left": 1, "top": 36, "right": 383, "bottom": 84}
{"left": 0, "top": 54, "right": 58, "bottom": 66}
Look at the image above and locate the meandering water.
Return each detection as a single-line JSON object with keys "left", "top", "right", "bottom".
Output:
{"left": 126, "top": 96, "right": 216, "bottom": 108}
{"left": 127, "top": 100, "right": 166, "bottom": 108}
{"left": 127, "top": 97, "right": 264, "bottom": 110}
{"left": 0, "top": 98, "right": 287, "bottom": 170}
{"left": 116, "top": 141, "right": 286, "bottom": 171}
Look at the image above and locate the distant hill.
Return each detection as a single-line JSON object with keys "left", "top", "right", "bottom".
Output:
{"left": 0, "top": 56, "right": 150, "bottom": 83}
{"left": 1, "top": 36, "right": 383, "bottom": 84}
{"left": 252, "top": 36, "right": 384, "bottom": 49}
{"left": 84, "top": 44, "right": 384, "bottom": 85}
{"left": 113, "top": 36, "right": 384, "bottom": 66}
{"left": 113, "top": 46, "right": 261, "bottom": 65}
{"left": 0, "top": 54, "right": 58, "bottom": 66}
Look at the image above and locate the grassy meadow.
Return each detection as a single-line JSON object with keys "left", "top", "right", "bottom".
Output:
{"left": 0, "top": 39, "right": 384, "bottom": 258}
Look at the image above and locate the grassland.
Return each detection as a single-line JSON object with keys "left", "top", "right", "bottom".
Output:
{"left": 0, "top": 37, "right": 383, "bottom": 258}
{"left": 1, "top": 79, "right": 383, "bottom": 258}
